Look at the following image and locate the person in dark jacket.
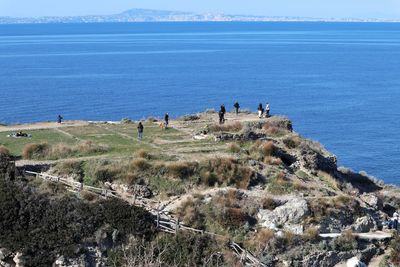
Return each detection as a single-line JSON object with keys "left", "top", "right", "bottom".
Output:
{"left": 57, "top": 115, "right": 63, "bottom": 124}
{"left": 257, "top": 103, "right": 264, "bottom": 118}
{"left": 164, "top": 113, "right": 169, "bottom": 128}
{"left": 137, "top": 122, "right": 144, "bottom": 140}
{"left": 233, "top": 102, "right": 240, "bottom": 115}
{"left": 219, "top": 104, "right": 226, "bottom": 124}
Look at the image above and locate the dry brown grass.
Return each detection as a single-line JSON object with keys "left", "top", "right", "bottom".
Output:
{"left": 136, "top": 149, "right": 151, "bottom": 159}
{"left": 0, "top": 146, "right": 10, "bottom": 156}
{"left": 129, "top": 158, "right": 151, "bottom": 172}
{"left": 209, "top": 122, "right": 243, "bottom": 132}
{"left": 264, "top": 156, "right": 283, "bottom": 166}
{"left": 303, "top": 227, "right": 320, "bottom": 242}
{"left": 227, "top": 143, "right": 241, "bottom": 153}
{"left": 259, "top": 141, "right": 276, "bottom": 157}
{"left": 283, "top": 135, "right": 302, "bottom": 149}
{"left": 318, "top": 171, "right": 341, "bottom": 190}
{"left": 200, "top": 157, "right": 254, "bottom": 189}
{"left": 253, "top": 229, "right": 275, "bottom": 254}
{"left": 261, "top": 197, "right": 279, "bottom": 210}
{"left": 167, "top": 161, "right": 196, "bottom": 179}
{"left": 22, "top": 143, "right": 50, "bottom": 159}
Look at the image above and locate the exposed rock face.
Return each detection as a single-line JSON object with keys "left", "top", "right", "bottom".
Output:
{"left": 261, "top": 116, "right": 293, "bottom": 132}
{"left": 257, "top": 198, "right": 309, "bottom": 234}
{"left": 303, "top": 251, "right": 354, "bottom": 267}
{"left": 214, "top": 132, "right": 267, "bottom": 142}
{"left": 107, "top": 183, "right": 152, "bottom": 198}
{"left": 351, "top": 215, "right": 378, "bottom": 233}
{"left": 300, "top": 145, "right": 337, "bottom": 173}
{"left": 0, "top": 153, "right": 15, "bottom": 181}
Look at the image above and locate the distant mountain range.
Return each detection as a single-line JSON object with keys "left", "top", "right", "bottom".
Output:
{"left": 0, "top": 8, "right": 398, "bottom": 24}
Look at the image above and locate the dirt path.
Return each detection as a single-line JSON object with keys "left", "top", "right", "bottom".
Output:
{"left": 0, "top": 121, "right": 90, "bottom": 133}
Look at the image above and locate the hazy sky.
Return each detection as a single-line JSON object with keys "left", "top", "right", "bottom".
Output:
{"left": 2, "top": 0, "right": 400, "bottom": 19}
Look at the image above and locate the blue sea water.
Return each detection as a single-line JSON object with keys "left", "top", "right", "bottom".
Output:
{"left": 0, "top": 22, "right": 399, "bottom": 184}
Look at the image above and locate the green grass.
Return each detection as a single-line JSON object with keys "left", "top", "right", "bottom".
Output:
{"left": 0, "top": 129, "right": 77, "bottom": 156}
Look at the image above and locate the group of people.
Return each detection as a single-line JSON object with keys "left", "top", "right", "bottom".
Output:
{"left": 257, "top": 102, "right": 271, "bottom": 118}
{"left": 387, "top": 211, "right": 399, "bottom": 231}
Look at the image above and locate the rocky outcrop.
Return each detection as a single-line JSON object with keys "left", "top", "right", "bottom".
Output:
{"left": 107, "top": 182, "right": 152, "bottom": 198}
{"left": 257, "top": 198, "right": 309, "bottom": 234}
{"left": 214, "top": 132, "right": 267, "bottom": 142}
{"left": 351, "top": 215, "right": 378, "bottom": 233}
{"left": 346, "top": 257, "right": 367, "bottom": 267}
{"left": 299, "top": 144, "right": 337, "bottom": 174}
{"left": 360, "top": 193, "right": 383, "bottom": 210}
{"left": 303, "top": 251, "right": 354, "bottom": 267}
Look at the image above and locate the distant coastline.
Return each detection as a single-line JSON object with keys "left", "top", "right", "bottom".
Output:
{"left": 1, "top": 8, "right": 400, "bottom": 24}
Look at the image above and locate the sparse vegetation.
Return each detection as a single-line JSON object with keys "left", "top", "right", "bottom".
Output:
{"left": 209, "top": 122, "right": 243, "bottom": 132}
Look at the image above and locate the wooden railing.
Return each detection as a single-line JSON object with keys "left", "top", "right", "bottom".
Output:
{"left": 24, "top": 170, "right": 266, "bottom": 267}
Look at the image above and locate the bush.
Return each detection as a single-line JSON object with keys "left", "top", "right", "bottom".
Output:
{"left": 130, "top": 158, "right": 151, "bottom": 172}
{"left": 227, "top": 143, "right": 241, "bottom": 153}
{"left": 22, "top": 143, "right": 50, "bottom": 159}
{"left": 334, "top": 230, "right": 357, "bottom": 251}
{"left": 166, "top": 161, "right": 196, "bottom": 179}
{"left": 209, "top": 122, "right": 243, "bottom": 132}
{"left": 390, "top": 234, "right": 400, "bottom": 265}
{"left": 264, "top": 156, "right": 283, "bottom": 166}
{"left": 259, "top": 141, "right": 276, "bottom": 157}
{"left": 52, "top": 160, "right": 84, "bottom": 180}
{"left": 283, "top": 135, "right": 302, "bottom": 149}
{"left": 253, "top": 229, "right": 275, "bottom": 254}
{"left": 261, "top": 197, "right": 279, "bottom": 210}
{"left": 77, "top": 140, "right": 108, "bottom": 154}
{"left": 303, "top": 227, "right": 320, "bottom": 242}
{"left": 136, "top": 149, "right": 151, "bottom": 159}
{"left": 177, "top": 196, "right": 206, "bottom": 229}
{"left": 200, "top": 157, "right": 254, "bottom": 189}
{"left": 0, "top": 146, "right": 10, "bottom": 156}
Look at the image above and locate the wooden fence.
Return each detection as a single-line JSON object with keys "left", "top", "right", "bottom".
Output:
{"left": 24, "top": 170, "right": 266, "bottom": 267}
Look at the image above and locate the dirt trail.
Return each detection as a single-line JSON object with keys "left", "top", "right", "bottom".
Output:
{"left": 0, "top": 121, "right": 89, "bottom": 133}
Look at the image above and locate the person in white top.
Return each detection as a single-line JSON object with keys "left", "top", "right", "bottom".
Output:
{"left": 393, "top": 211, "right": 399, "bottom": 230}
{"left": 265, "top": 103, "right": 270, "bottom": 118}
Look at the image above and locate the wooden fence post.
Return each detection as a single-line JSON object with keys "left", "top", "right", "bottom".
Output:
{"left": 175, "top": 219, "right": 179, "bottom": 234}
{"left": 156, "top": 211, "right": 160, "bottom": 228}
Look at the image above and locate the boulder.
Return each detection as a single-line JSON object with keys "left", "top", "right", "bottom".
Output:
{"left": 258, "top": 198, "right": 309, "bottom": 234}
{"left": 300, "top": 146, "right": 337, "bottom": 173}
{"left": 360, "top": 193, "right": 382, "bottom": 210}
{"left": 303, "top": 251, "right": 354, "bottom": 267}
{"left": 351, "top": 215, "right": 377, "bottom": 233}
{"left": 214, "top": 132, "right": 267, "bottom": 142}
{"left": 346, "top": 257, "right": 367, "bottom": 267}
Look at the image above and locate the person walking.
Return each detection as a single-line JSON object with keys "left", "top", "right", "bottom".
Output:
{"left": 137, "top": 122, "right": 144, "bottom": 140}
{"left": 257, "top": 103, "right": 263, "bottom": 119}
{"left": 233, "top": 101, "right": 240, "bottom": 115}
{"left": 57, "top": 115, "right": 63, "bottom": 124}
{"left": 164, "top": 113, "right": 169, "bottom": 128}
{"left": 265, "top": 102, "right": 270, "bottom": 118}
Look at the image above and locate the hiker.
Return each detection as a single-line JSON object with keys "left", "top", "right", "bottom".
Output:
{"left": 218, "top": 110, "right": 224, "bottom": 124}
{"left": 265, "top": 102, "right": 270, "bottom": 118}
{"left": 57, "top": 115, "right": 63, "bottom": 124}
{"left": 220, "top": 104, "right": 226, "bottom": 124}
{"left": 257, "top": 103, "right": 264, "bottom": 118}
{"left": 164, "top": 113, "right": 169, "bottom": 128}
{"left": 233, "top": 101, "right": 240, "bottom": 115}
{"left": 137, "top": 122, "right": 144, "bottom": 140}
{"left": 393, "top": 211, "right": 399, "bottom": 230}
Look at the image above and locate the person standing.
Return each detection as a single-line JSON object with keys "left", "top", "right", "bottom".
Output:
{"left": 265, "top": 103, "right": 270, "bottom": 118}
{"left": 57, "top": 115, "right": 63, "bottom": 124}
{"left": 137, "top": 122, "right": 144, "bottom": 140}
{"left": 233, "top": 101, "right": 240, "bottom": 115}
{"left": 164, "top": 113, "right": 169, "bottom": 128}
{"left": 220, "top": 104, "right": 226, "bottom": 124}
{"left": 393, "top": 211, "right": 399, "bottom": 230}
{"left": 257, "top": 103, "right": 263, "bottom": 119}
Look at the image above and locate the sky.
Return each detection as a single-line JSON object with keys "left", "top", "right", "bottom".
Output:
{"left": 1, "top": 0, "right": 400, "bottom": 19}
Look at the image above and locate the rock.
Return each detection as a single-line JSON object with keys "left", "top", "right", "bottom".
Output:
{"left": 258, "top": 198, "right": 309, "bottom": 234}
{"left": 0, "top": 249, "right": 10, "bottom": 261}
{"left": 110, "top": 183, "right": 152, "bottom": 198}
{"left": 360, "top": 193, "right": 382, "bottom": 209}
{"left": 319, "top": 217, "right": 343, "bottom": 234}
{"left": 346, "top": 257, "right": 366, "bottom": 267}
{"left": 303, "top": 251, "right": 354, "bottom": 267}
{"left": 263, "top": 117, "right": 293, "bottom": 132}
{"left": 300, "top": 145, "right": 337, "bottom": 173}
{"left": 13, "top": 252, "right": 23, "bottom": 267}
{"left": 214, "top": 132, "right": 267, "bottom": 142}
{"left": 351, "top": 215, "right": 377, "bottom": 233}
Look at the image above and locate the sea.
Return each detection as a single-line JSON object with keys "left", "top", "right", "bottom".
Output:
{"left": 0, "top": 22, "right": 399, "bottom": 185}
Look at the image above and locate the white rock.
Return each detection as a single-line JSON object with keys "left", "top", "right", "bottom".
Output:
{"left": 346, "top": 257, "right": 366, "bottom": 267}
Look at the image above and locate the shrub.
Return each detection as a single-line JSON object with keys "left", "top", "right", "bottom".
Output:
{"left": 53, "top": 160, "right": 84, "bottom": 180}
{"left": 22, "top": 143, "right": 50, "bottom": 159}
{"left": 303, "top": 227, "right": 320, "bottom": 242}
{"left": 0, "top": 146, "right": 10, "bottom": 156}
{"left": 50, "top": 143, "right": 73, "bottom": 158}
{"left": 390, "top": 234, "right": 400, "bottom": 265}
{"left": 167, "top": 161, "right": 196, "bottom": 179}
{"left": 261, "top": 197, "right": 279, "bottom": 210}
{"left": 259, "top": 141, "right": 276, "bottom": 157}
{"left": 334, "top": 230, "right": 357, "bottom": 251}
{"left": 264, "top": 156, "right": 283, "bottom": 166}
{"left": 200, "top": 157, "right": 254, "bottom": 189}
{"left": 135, "top": 149, "right": 151, "bottom": 159}
{"left": 129, "top": 158, "right": 151, "bottom": 172}
{"left": 177, "top": 196, "right": 206, "bottom": 229}
{"left": 209, "top": 122, "right": 243, "bottom": 132}
{"left": 283, "top": 135, "right": 302, "bottom": 149}
{"left": 228, "top": 143, "right": 241, "bottom": 153}
{"left": 253, "top": 229, "right": 275, "bottom": 254}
